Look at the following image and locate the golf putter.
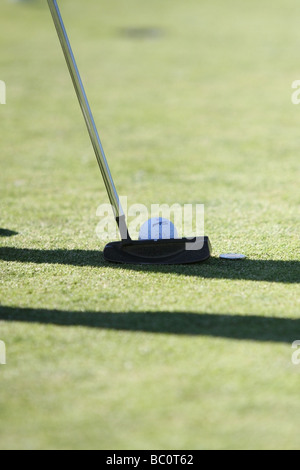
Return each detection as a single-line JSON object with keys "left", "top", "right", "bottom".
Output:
{"left": 47, "top": 0, "right": 212, "bottom": 264}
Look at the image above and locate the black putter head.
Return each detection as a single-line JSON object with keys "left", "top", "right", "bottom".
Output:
{"left": 104, "top": 236, "right": 212, "bottom": 265}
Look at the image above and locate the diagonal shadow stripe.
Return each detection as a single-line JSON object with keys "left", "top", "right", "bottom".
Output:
{"left": 0, "top": 229, "right": 18, "bottom": 238}
{"left": 0, "top": 306, "right": 299, "bottom": 344}
{"left": 0, "top": 247, "right": 299, "bottom": 283}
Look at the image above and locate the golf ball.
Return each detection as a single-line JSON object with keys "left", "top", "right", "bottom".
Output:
{"left": 139, "top": 217, "right": 178, "bottom": 240}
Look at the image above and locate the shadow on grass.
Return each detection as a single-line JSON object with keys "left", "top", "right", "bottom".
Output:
{"left": 0, "top": 305, "right": 299, "bottom": 343}
{"left": 0, "top": 229, "right": 18, "bottom": 237}
{"left": 119, "top": 27, "right": 165, "bottom": 40}
{"left": 0, "top": 247, "right": 299, "bottom": 283}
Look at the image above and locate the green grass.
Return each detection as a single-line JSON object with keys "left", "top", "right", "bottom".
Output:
{"left": 0, "top": 0, "right": 299, "bottom": 450}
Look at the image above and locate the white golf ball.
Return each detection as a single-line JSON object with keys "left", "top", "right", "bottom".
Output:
{"left": 139, "top": 217, "right": 178, "bottom": 241}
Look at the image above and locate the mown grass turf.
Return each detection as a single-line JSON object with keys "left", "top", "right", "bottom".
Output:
{"left": 0, "top": 0, "right": 299, "bottom": 450}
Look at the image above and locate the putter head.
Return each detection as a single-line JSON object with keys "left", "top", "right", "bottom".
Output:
{"left": 104, "top": 236, "right": 212, "bottom": 265}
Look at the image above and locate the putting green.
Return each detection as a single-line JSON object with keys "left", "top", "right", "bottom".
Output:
{"left": 0, "top": 0, "right": 299, "bottom": 450}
